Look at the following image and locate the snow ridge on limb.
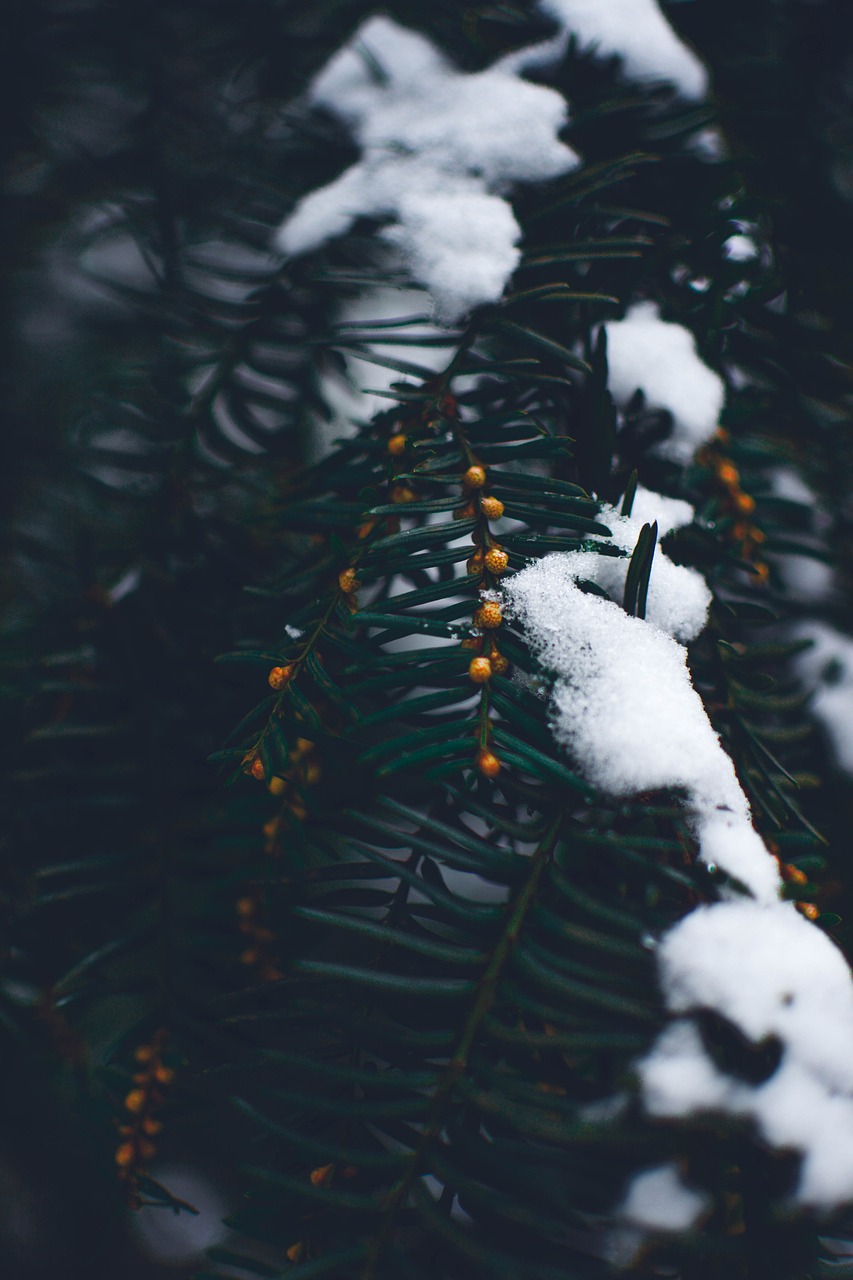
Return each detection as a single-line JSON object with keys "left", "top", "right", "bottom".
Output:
{"left": 275, "top": 16, "right": 579, "bottom": 324}
{"left": 507, "top": 468, "right": 853, "bottom": 1213}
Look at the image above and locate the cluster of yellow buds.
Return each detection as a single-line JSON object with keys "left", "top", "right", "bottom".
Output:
{"left": 236, "top": 890, "right": 283, "bottom": 982}
{"left": 781, "top": 860, "right": 820, "bottom": 921}
{"left": 704, "top": 430, "right": 769, "bottom": 582}
{"left": 286, "top": 1162, "right": 359, "bottom": 1264}
{"left": 115, "top": 1029, "right": 175, "bottom": 1202}
{"left": 455, "top": 459, "right": 512, "bottom": 778}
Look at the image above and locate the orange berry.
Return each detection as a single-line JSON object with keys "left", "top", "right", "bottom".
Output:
{"left": 752, "top": 562, "right": 770, "bottom": 583}
{"left": 249, "top": 757, "right": 266, "bottom": 781}
{"left": 468, "top": 657, "right": 493, "bottom": 684}
{"left": 750, "top": 527, "right": 766, "bottom": 544}
{"left": 477, "top": 751, "right": 501, "bottom": 779}
{"left": 784, "top": 864, "right": 808, "bottom": 886}
{"left": 142, "top": 1116, "right": 163, "bottom": 1136}
{"left": 480, "top": 495, "right": 504, "bottom": 519}
{"left": 310, "top": 1163, "right": 335, "bottom": 1187}
{"left": 390, "top": 484, "right": 416, "bottom": 504}
{"left": 473, "top": 602, "right": 502, "bottom": 630}
{"left": 124, "top": 1089, "right": 146, "bottom": 1114}
{"left": 338, "top": 568, "right": 359, "bottom": 594}
{"left": 236, "top": 896, "right": 255, "bottom": 917}
{"left": 463, "top": 465, "right": 487, "bottom": 490}
{"left": 799, "top": 902, "right": 820, "bottom": 921}
{"left": 717, "top": 461, "right": 739, "bottom": 486}
{"left": 115, "top": 1141, "right": 136, "bottom": 1168}
{"left": 490, "top": 651, "right": 510, "bottom": 676}
{"left": 484, "top": 547, "right": 509, "bottom": 575}
{"left": 154, "top": 1064, "right": 175, "bottom": 1085}
{"left": 387, "top": 433, "right": 408, "bottom": 456}
{"left": 268, "top": 775, "right": 286, "bottom": 795}
{"left": 734, "top": 492, "right": 756, "bottom": 514}
{"left": 134, "top": 1045, "right": 155, "bottom": 1064}
{"left": 268, "top": 665, "right": 293, "bottom": 691}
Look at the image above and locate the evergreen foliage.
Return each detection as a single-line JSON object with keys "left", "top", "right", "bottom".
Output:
{"left": 2, "top": 3, "right": 853, "bottom": 1278}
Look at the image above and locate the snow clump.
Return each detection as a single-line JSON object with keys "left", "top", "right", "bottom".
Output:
{"left": 602, "top": 302, "right": 725, "bottom": 464}
{"left": 503, "top": 487, "right": 777, "bottom": 901}
{"left": 506, "top": 476, "right": 853, "bottom": 1212}
{"left": 791, "top": 622, "right": 853, "bottom": 775}
{"left": 275, "top": 16, "right": 579, "bottom": 324}
{"left": 642, "top": 901, "right": 853, "bottom": 1209}
{"left": 534, "top": 0, "right": 709, "bottom": 100}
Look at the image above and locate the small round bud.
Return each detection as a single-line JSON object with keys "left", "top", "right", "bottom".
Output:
{"left": 236, "top": 896, "right": 255, "bottom": 917}
{"left": 484, "top": 547, "right": 509, "bottom": 575}
{"left": 734, "top": 492, "right": 756, "bottom": 515}
{"left": 490, "top": 650, "right": 510, "bottom": 676}
{"left": 460, "top": 637, "right": 480, "bottom": 651}
{"left": 390, "top": 484, "right": 416, "bottom": 504}
{"left": 115, "top": 1141, "right": 135, "bottom": 1168}
{"left": 387, "top": 433, "right": 408, "bottom": 456}
{"left": 799, "top": 902, "right": 820, "bottom": 921}
{"left": 268, "top": 665, "right": 292, "bottom": 691}
{"left": 468, "top": 657, "right": 492, "bottom": 684}
{"left": 287, "top": 1244, "right": 304, "bottom": 1264}
{"left": 268, "top": 775, "right": 286, "bottom": 795}
{"left": 124, "top": 1089, "right": 146, "bottom": 1114}
{"left": 338, "top": 568, "right": 359, "bottom": 594}
{"left": 480, "top": 495, "right": 504, "bottom": 520}
{"left": 473, "top": 602, "right": 502, "bottom": 630}
{"left": 716, "top": 461, "right": 739, "bottom": 486}
{"left": 249, "top": 756, "right": 266, "bottom": 781}
{"left": 154, "top": 1064, "right": 175, "bottom": 1085}
{"left": 134, "top": 1045, "right": 155, "bottom": 1064}
{"left": 752, "top": 561, "right": 770, "bottom": 583}
{"left": 477, "top": 751, "right": 501, "bottom": 779}
{"left": 466, "top": 552, "right": 484, "bottom": 576}
{"left": 463, "top": 465, "right": 487, "bottom": 490}
{"left": 310, "top": 1163, "right": 335, "bottom": 1187}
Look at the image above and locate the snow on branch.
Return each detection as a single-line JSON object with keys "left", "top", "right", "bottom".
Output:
{"left": 536, "top": 0, "right": 709, "bottom": 100}
{"left": 275, "top": 16, "right": 579, "bottom": 323}
{"left": 603, "top": 302, "right": 725, "bottom": 464}
{"left": 505, "top": 477, "right": 853, "bottom": 1214}
{"left": 503, "top": 489, "right": 777, "bottom": 902}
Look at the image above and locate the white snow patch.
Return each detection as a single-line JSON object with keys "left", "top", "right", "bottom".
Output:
{"left": 792, "top": 622, "right": 853, "bottom": 774}
{"left": 525, "top": 0, "right": 709, "bottom": 100}
{"left": 275, "top": 16, "right": 579, "bottom": 323}
{"left": 503, "top": 500, "right": 779, "bottom": 902}
{"left": 588, "top": 487, "right": 711, "bottom": 642}
{"left": 724, "top": 233, "right": 759, "bottom": 263}
{"left": 640, "top": 900, "right": 853, "bottom": 1210}
{"left": 620, "top": 1163, "right": 709, "bottom": 1231}
{"left": 603, "top": 303, "right": 725, "bottom": 464}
